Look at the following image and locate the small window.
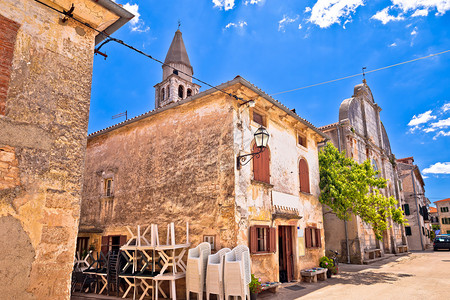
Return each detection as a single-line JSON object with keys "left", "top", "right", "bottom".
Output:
{"left": 447, "top": 230, "right": 450, "bottom": 234}
{"left": 252, "top": 111, "right": 265, "bottom": 126}
{"left": 405, "top": 226, "right": 412, "bottom": 236}
{"left": 187, "top": 89, "right": 192, "bottom": 97}
{"left": 305, "top": 227, "right": 321, "bottom": 248}
{"left": 167, "top": 86, "right": 170, "bottom": 98}
{"left": 422, "top": 227, "right": 425, "bottom": 235}
{"left": 161, "top": 88, "right": 165, "bottom": 100}
{"left": 299, "top": 158, "right": 310, "bottom": 194}
{"left": 298, "top": 134, "right": 307, "bottom": 148}
{"left": 443, "top": 218, "right": 450, "bottom": 224}
{"left": 178, "top": 85, "right": 184, "bottom": 98}
{"left": 441, "top": 207, "right": 449, "bottom": 213}
{"left": 203, "top": 235, "right": 215, "bottom": 250}
{"left": 402, "top": 204, "right": 410, "bottom": 216}
{"left": 249, "top": 226, "right": 276, "bottom": 254}
{"left": 104, "top": 178, "right": 113, "bottom": 197}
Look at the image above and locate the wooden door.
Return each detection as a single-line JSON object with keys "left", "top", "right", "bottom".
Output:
{"left": 279, "top": 226, "right": 294, "bottom": 282}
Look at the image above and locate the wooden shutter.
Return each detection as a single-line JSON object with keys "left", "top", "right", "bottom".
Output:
{"left": 119, "top": 235, "right": 127, "bottom": 247}
{"left": 315, "top": 228, "right": 322, "bottom": 248}
{"left": 249, "top": 226, "right": 257, "bottom": 254}
{"left": 299, "top": 159, "right": 310, "bottom": 193}
{"left": 253, "top": 144, "right": 270, "bottom": 183}
{"left": 305, "top": 227, "right": 311, "bottom": 248}
{"left": 269, "top": 227, "right": 276, "bottom": 253}
{"left": 101, "top": 236, "right": 109, "bottom": 255}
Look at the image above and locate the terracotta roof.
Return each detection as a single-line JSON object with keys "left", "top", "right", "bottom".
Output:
{"left": 318, "top": 122, "right": 338, "bottom": 131}
{"left": 429, "top": 207, "right": 437, "bottom": 213}
{"left": 434, "top": 198, "right": 450, "bottom": 203}
{"left": 397, "top": 157, "right": 414, "bottom": 163}
{"left": 88, "top": 76, "right": 329, "bottom": 140}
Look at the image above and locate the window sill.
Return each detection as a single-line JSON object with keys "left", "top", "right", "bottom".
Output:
{"left": 299, "top": 191, "right": 312, "bottom": 196}
{"left": 251, "top": 180, "right": 274, "bottom": 189}
{"left": 251, "top": 252, "right": 275, "bottom": 256}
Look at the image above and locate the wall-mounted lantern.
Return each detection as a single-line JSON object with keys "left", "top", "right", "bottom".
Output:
{"left": 237, "top": 126, "right": 270, "bottom": 169}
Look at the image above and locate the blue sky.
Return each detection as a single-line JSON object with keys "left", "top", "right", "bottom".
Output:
{"left": 89, "top": 0, "right": 450, "bottom": 204}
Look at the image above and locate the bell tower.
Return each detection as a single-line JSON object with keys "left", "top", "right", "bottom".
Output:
{"left": 154, "top": 30, "right": 200, "bottom": 108}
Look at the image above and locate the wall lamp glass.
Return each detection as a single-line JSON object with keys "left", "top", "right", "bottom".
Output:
{"left": 237, "top": 126, "right": 270, "bottom": 169}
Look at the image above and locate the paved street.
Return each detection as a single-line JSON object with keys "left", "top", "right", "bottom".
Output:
{"left": 260, "top": 250, "right": 450, "bottom": 300}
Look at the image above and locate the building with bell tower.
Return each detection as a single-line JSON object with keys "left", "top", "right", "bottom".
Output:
{"left": 154, "top": 29, "right": 200, "bottom": 108}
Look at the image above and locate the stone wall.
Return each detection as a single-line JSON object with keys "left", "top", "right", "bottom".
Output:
{"left": 0, "top": 1, "right": 120, "bottom": 298}
{"left": 80, "top": 94, "right": 237, "bottom": 249}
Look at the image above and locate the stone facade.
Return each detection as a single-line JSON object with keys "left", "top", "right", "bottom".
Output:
{"left": 79, "top": 72, "right": 327, "bottom": 288}
{"left": 319, "top": 81, "right": 407, "bottom": 264}
{"left": 435, "top": 198, "right": 450, "bottom": 235}
{"left": 397, "top": 157, "right": 430, "bottom": 250}
{"left": 0, "top": 1, "right": 131, "bottom": 298}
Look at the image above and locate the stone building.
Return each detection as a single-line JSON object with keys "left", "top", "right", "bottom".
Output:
{"left": 397, "top": 157, "right": 431, "bottom": 250}
{"left": 434, "top": 198, "right": 450, "bottom": 235}
{"left": 78, "top": 29, "right": 328, "bottom": 284}
{"left": 319, "top": 80, "right": 407, "bottom": 264}
{"left": 429, "top": 206, "right": 439, "bottom": 228}
{"left": 0, "top": 0, "right": 132, "bottom": 298}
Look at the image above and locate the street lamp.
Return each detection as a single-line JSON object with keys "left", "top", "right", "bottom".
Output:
{"left": 237, "top": 126, "right": 270, "bottom": 169}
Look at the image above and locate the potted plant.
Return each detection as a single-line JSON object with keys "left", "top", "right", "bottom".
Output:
{"left": 249, "top": 274, "right": 262, "bottom": 300}
{"left": 319, "top": 256, "right": 335, "bottom": 278}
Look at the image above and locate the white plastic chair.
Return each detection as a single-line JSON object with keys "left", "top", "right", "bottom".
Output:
{"left": 224, "top": 245, "right": 251, "bottom": 300}
{"left": 206, "top": 248, "right": 231, "bottom": 300}
{"left": 186, "top": 242, "right": 211, "bottom": 300}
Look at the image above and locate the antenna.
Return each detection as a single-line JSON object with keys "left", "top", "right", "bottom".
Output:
{"left": 112, "top": 110, "right": 127, "bottom": 121}
{"left": 362, "top": 67, "right": 367, "bottom": 83}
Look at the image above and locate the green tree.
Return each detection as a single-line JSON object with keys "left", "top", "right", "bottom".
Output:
{"left": 319, "top": 143, "right": 407, "bottom": 240}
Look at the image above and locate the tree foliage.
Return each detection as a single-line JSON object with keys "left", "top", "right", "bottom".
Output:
{"left": 318, "top": 143, "right": 407, "bottom": 240}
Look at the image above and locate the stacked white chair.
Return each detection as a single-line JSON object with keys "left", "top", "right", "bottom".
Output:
{"left": 224, "top": 245, "right": 251, "bottom": 300}
{"left": 186, "top": 242, "right": 211, "bottom": 300}
{"left": 206, "top": 248, "right": 231, "bottom": 300}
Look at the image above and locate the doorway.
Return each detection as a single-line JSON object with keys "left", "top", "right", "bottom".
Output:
{"left": 278, "top": 226, "right": 294, "bottom": 282}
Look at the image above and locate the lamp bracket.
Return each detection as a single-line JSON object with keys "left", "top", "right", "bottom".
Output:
{"left": 237, "top": 147, "right": 265, "bottom": 169}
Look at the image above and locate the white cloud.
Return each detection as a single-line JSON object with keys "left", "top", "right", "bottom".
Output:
{"left": 298, "top": 24, "right": 302, "bottom": 29}
{"left": 225, "top": 21, "right": 248, "bottom": 29}
{"left": 411, "top": 8, "right": 429, "bottom": 16}
{"left": 411, "top": 27, "right": 418, "bottom": 35}
{"left": 442, "top": 103, "right": 450, "bottom": 112}
{"left": 423, "top": 127, "right": 436, "bottom": 133}
{"left": 278, "top": 14, "right": 299, "bottom": 32}
{"left": 407, "top": 110, "right": 436, "bottom": 130}
{"left": 244, "top": 0, "right": 264, "bottom": 5}
{"left": 343, "top": 19, "right": 351, "bottom": 28}
{"left": 305, "top": 7, "right": 312, "bottom": 13}
{"left": 433, "top": 130, "right": 450, "bottom": 139}
{"left": 371, "top": 6, "right": 405, "bottom": 24}
{"left": 123, "top": 3, "right": 150, "bottom": 32}
{"left": 423, "top": 162, "right": 450, "bottom": 174}
{"left": 307, "top": 0, "right": 364, "bottom": 28}
{"left": 212, "top": 0, "right": 235, "bottom": 10}
{"left": 430, "top": 117, "right": 450, "bottom": 128}
{"left": 392, "top": 0, "right": 450, "bottom": 16}
{"left": 389, "top": 42, "right": 397, "bottom": 47}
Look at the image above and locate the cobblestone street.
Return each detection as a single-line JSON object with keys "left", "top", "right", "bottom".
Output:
{"left": 259, "top": 250, "right": 449, "bottom": 300}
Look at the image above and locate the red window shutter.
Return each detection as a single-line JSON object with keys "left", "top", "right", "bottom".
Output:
{"left": 305, "top": 227, "right": 311, "bottom": 248}
{"left": 119, "top": 235, "right": 127, "bottom": 247}
{"left": 269, "top": 227, "right": 276, "bottom": 252}
{"left": 249, "top": 226, "right": 257, "bottom": 254}
{"left": 253, "top": 144, "right": 270, "bottom": 183}
{"left": 299, "top": 159, "right": 310, "bottom": 193}
{"left": 101, "top": 236, "right": 109, "bottom": 255}
{"left": 315, "top": 228, "right": 322, "bottom": 248}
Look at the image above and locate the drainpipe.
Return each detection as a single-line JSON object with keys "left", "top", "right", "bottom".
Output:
{"left": 337, "top": 124, "right": 351, "bottom": 264}
{"left": 411, "top": 167, "right": 424, "bottom": 250}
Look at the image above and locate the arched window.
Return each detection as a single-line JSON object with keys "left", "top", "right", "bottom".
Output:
{"left": 167, "top": 86, "right": 170, "bottom": 98}
{"left": 372, "top": 159, "right": 379, "bottom": 178}
{"left": 161, "top": 88, "right": 165, "bottom": 100}
{"left": 253, "top": 144, "right": 270, "bottom": 183}
{"left": 299, "top": 158, "right": 310, "bottom": 193}
{"left": 178, "top": 85, "right": 184, "bottom": 99}
{"left": 187, "top": 88, "right": 192, "bottom": 97}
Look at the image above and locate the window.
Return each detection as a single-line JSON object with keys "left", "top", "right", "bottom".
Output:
{"left": 402, "top": 204, "right": 410, "bottom": 216}
{"left": 104, "top": 178, "right": 113, "bottom": 197}
{"left": 422, "top": 226, "right": 425, "bottom": 235}
{"left": 252, "top": 144, "right": 270, "bottom": 184}
{"left": 204, "top": 235, "right": 215, "bottom": 250}
{"left": 252, "top": 111, "right": 265, "bottom": 127}
{"left": 441, "top": 207, "right": 449, "bottom": 213}
{"left": 161, "top": 87, "right": 165, "bottom": 100}
{"left": 299, "top": 158, "right": 310, "bottom": 194}
{"left": 187, "top": 88, "right": 192, "bottom": 97}
{"left": 447, "top": 230, "right": 450, "bottom": 234}
{"left": 76, "top": 237, "right": 89, "bottom": 259}
{"left": 305, "top": 227, "right": 321, "bottom": 248}
{"left": 178, "top": 85, "right": 184, "bottom": 98}
{"left": 249, "top": 226, "right": 276, "bottom": 254}
{"left": 442, "top": 218, "right": 450, "bottom": 224}
{"left": 101, "top": 235, "right": 127, "bottom": 254}
{"left": 372, "top": 159, "right": 379, "bottom": 177}
{"left": 298, "top": 134, "right": 307, "bottom": 148}
{"left": 418, "top": 205, "right": 422, "bottom": 216}
{"left": 167, "top": 86, "right": 170, "bottom": 98}
{"left": 405, "top": 226, "right": 412, "bottom": 236}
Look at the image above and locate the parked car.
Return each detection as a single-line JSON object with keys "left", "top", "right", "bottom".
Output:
{"left": 433, "top": 235, "right": 450, "bottom": 251}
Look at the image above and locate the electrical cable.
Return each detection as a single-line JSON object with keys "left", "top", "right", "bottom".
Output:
{"left": 270, "top": 49, "right": 450, "bottom": 96}
{"left": 32, "top": 0, "right": 245, "bottom": 102}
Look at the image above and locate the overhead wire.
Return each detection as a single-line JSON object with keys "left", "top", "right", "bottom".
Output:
{"left": 32, "top": 0, "right": 245, "bottom": 102}
{"left": 270, "top": 49, "right": 450, "bottom": 96}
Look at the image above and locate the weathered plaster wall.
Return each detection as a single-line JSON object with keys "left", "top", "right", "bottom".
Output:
{"left": 232, "top": 88, "right": 325, "bottom": 282}
{"left": 0, "top": 1, "right": 120, "bottom": 298}
{"left": 436, "top": 201, "right": 450, "bottom": 234}
{"left": 80, "top": 95, "right": 237, "bottom": 249}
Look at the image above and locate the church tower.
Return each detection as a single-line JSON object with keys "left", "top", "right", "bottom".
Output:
{"left": 154, "top": 30, "right": 200, "bottom": 108}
